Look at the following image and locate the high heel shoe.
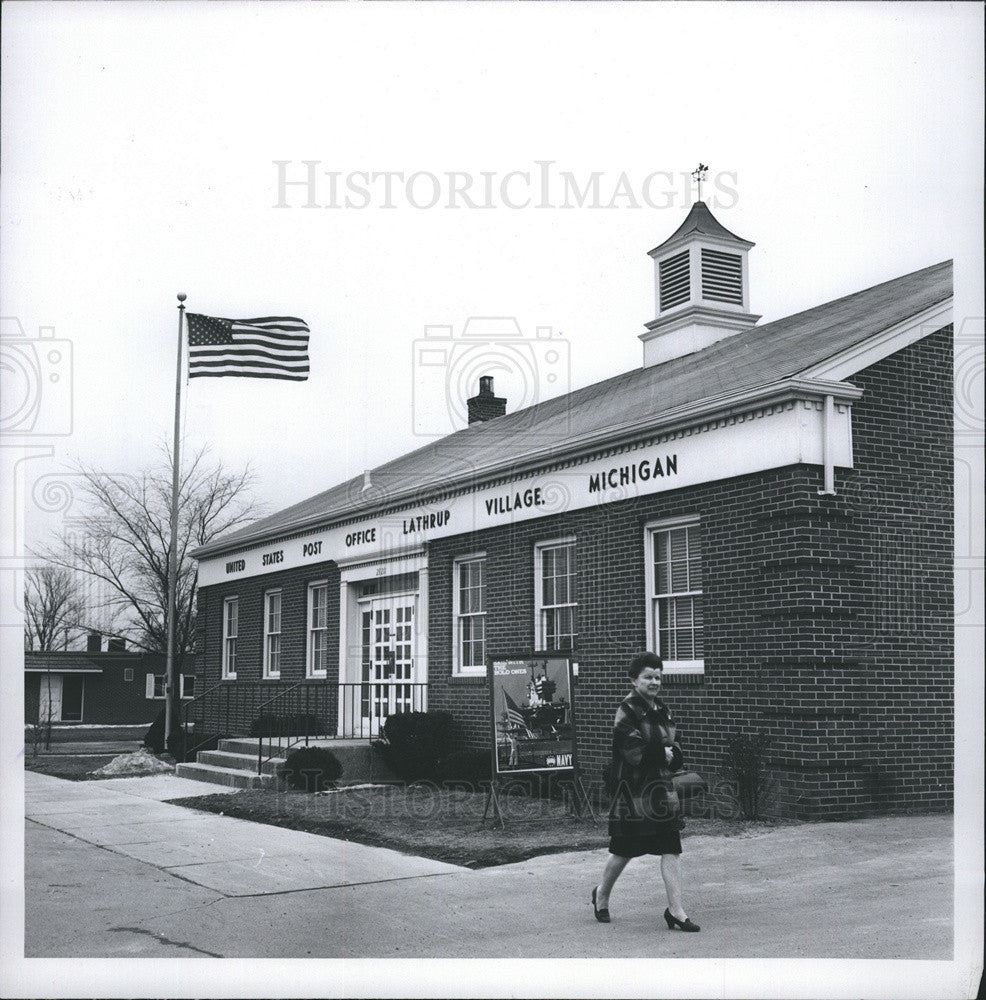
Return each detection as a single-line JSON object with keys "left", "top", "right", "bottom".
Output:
{"left": 591, "top": 886, "right": 611, "bottom": 923}
{"left": 663, "top": 907, "right": 700, "bottom": 932}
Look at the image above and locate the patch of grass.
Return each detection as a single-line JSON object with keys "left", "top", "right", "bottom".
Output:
{"left": 171, "top": 785, "right": 800, "bottom": 868}
{"left": 23, "top": 755, "right": 117, "bottom": 781}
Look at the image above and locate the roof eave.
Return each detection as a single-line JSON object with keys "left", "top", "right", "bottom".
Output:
{"left": 192, "top": 375, "right": 862, "bottom": 561}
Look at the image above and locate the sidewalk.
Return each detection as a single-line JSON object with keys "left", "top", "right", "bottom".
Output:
{"left": 24, "top": 770, "right": 953, "bottom": 960}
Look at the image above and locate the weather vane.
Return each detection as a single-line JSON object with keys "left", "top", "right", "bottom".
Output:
{"left": 692, "top": 163, "right": 709, "bottom": 202}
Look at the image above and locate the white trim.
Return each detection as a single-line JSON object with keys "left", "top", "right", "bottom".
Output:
{"left": 179, "top": 674, "right": 196, "bottom": 699}
{"left": 799, "top": 299, "right": 953, "bottom": 382}
{"left": 146, "top": 672, "right": 166, "bottom": 699}
{"left": 263, "top": 589, "right": 282, "bottom": 679}
{"left": 221, "top": 596, "right": 238, "bottom": 680}
{"left": 306, "top": 579, "right": 329, "bottom": 679}
{"left": 644, "top": 516, "right": 705, "bottom": 676}
{"left": 452, "top": 552, "right": 487, "bottom": 677}
{"left": 194, "top": 379, "right": 863, "bottom": 568}
{"left": 534, "top": 537, "right": 577, "bottom": 652}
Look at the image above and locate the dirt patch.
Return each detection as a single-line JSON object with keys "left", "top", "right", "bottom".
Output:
{"left": 24, "top": 755, "right": 120, "bottom": 781}
{"left": 171, "top": 784, "right": 800, "bottom": 868}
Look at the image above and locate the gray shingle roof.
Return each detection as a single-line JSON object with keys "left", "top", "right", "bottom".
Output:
{"left": 649, "top": 200, "right": 753, "bottom": 254}
{"left": 195, "top": 259, "right": 951, "bottom": 556}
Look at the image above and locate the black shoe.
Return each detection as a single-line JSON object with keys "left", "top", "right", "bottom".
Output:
{"left": 664, "top": 907, "right": 700, "bottom": 932}
{"left": 592, "top": 886, "right": 611, "bottom": 923}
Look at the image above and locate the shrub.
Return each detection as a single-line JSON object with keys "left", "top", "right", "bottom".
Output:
{"left": 724, "top": 731, "right": 775, "bottom": 819}
{"left": 249, "top": 713, "right": 325, "bottom": 738}
{"left": 380, "top": 711, "right": 453, "bottom": 783}
{"left": 283, "top": 746, "right": 343, "bottom": 792}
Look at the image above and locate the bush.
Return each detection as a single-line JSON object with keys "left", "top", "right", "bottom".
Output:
{"left": 249, "top": 713, "right": 325, "bottom": 738}
{"left": 724, "top": 731, "right": 775, "bottom": 819}
{"left": 380, "top": 711, "right": 453, "bottom": 783}
{"left": 283, "top": 746, "right": 343, "bottom": 792}
{"left": 438, "top": 749, "right": 492, "bottom": 787}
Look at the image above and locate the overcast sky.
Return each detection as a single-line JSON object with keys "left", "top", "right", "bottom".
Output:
{"left": 2, "top": 1, "right": 982, "bottom": 549}
{"left": 1, "top": 4, "right": 983, "bottom": 995}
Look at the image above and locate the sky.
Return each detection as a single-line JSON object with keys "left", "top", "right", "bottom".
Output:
{"left": 1, "top": 2, "right": 982, "bottom": 549}
{"left": 1, "top": 3, "right": 984, "bottom": 996}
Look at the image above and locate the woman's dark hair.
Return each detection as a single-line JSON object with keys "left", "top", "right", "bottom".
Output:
{"left": 628, "top": 651, "right": 664, "bottom": 678}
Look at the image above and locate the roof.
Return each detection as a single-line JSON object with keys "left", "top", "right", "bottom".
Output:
{"left": 648, "top": 200, "right": 753, "bottom": 256}
{"left": 194, "top": 259, "right": 952, "bottom": 558}
{"left": 24, "top": 650, "right": 165, "bottom": 673}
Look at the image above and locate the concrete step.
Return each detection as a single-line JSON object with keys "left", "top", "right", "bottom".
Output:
{"left": 174, "top": 761, "right": 273, "bottom": 789}
{"left": 196, "top": 749, "right": 283, "bottom": 776}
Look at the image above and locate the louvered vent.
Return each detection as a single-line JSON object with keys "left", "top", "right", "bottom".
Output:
{"left": 701, "top": 249, "right": 743, "bottom": 304}
{"left": 659, "top": 250, "right": 690, "bottom": 311}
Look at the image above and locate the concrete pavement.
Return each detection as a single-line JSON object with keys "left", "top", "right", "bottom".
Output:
{"left": 24, "top": 770, "right": 953, "bottom": 959}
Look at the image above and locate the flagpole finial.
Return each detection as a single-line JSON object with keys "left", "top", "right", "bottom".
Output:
{"left": 177, "top": 293, "right": 187, "bottom": 304}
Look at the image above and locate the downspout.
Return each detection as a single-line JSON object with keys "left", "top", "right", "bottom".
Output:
{"left": 819, "top": 394, "right": 836, "bottom": 495}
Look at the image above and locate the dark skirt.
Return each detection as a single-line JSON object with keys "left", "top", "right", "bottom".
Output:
{"left": 608, "top": 824, "right": 682, "bottom": 858}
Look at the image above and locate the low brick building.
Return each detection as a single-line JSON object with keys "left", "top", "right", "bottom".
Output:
{"left": 190, "top": 201, "right": 953, "bottom": 818}
{"left": 25, "top": 635, "right": 183, "bottom": 727}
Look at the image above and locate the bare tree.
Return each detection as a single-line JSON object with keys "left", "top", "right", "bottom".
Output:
{"left": 41, "top": 444, "right": 261, "bottom": 731}
{"left": 24, "top": 564, "right": 88, "bottom": 754}
{"left": 24, "top": 564, "right": 86, "bottom": 652}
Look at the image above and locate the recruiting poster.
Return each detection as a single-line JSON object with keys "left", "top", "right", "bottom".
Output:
{"left": 488, "top": 654, "right": 576, "bottom": 774}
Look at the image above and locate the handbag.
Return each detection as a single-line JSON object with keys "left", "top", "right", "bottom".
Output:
{"left": 671, "top": 770, "right": 707, "bottom": 800}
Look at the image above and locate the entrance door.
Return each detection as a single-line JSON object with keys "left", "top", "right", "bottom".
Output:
{"left": 38, "top": 674, "right": 62, "bottom": 724}
{"left": 359, "top": 595, "right": 416, "bottom": 736}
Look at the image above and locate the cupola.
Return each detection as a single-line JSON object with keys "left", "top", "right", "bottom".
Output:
{"left": 640, "top": 193, "right": 760, "bottom": 367}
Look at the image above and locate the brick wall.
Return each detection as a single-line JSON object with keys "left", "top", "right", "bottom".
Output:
{"left": 194, "top": 327, "right": 953, "bottom": 818}
{"left": 24, "top": 654, "right": 166, "bottom": 725}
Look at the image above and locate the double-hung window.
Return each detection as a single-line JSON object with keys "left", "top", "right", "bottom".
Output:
{"left": 222, "top": 597, "right": 238, "bottom": 679}
{"left": 308, "top": 581, "right": 329, "bottom": 678}
{"left": 535, "top": 538, "right": 577, "bottom": 651}
{"left": 264, "top": 590, "right": 282, "bottom": 679}
{"left": 453, "top": 554, "right": 486, "bottom": 675}
{"left": 646, "top": 517, "right": 704, "bottom": 674}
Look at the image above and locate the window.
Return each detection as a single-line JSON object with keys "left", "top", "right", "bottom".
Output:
{"left": 145, "top": 674, "right": 166, "bottom": 699}
{"left": 222, "top": 597, "right": 238, "bottom": 679}
{"left": 264, "top": 590, "right": 282, "bottom": 679}
{"left": 123, "top": 668, "right": 134, "bottom": 682}
{"left": 535, "top": 538, "right": 577, "bottom": 651}
{"left": 308, "top": 581, "right": 329, "bottom": 678}
{"left": 646, "top": 518, "right": 704, "bottom": 674}
{"left": 180, "top": 674, "right": 196, "bottom": 699}
{"left": 453, "top": 554, "right": 486, "bottom": 675}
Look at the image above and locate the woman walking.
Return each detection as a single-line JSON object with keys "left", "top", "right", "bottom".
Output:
{"left": 592, "top": 651, "right": 700, "bottom": 931}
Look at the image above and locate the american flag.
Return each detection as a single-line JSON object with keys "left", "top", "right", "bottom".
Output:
{"left": 502, "top": 689, "right": 533, "bottom": 736}
{"left": 186, "top": 313, "right": 310, "bottom": 381}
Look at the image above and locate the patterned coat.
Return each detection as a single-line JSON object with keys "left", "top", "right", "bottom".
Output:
{"left": 607, "top": 691, "right": 685, "bottom": 838}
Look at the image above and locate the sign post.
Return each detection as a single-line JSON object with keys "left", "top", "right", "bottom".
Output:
{"left": 482, "top": 652, "right": 595, "bottom": 828}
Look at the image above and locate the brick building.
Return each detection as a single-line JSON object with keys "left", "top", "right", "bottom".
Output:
{"left": 24, "top": 634, "right": 175, "bottom": 727}
{"left": 189, "top": 201, "right": 953, "bottom": 818}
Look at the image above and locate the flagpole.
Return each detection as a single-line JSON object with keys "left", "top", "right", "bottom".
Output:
{"left": 164, "top": 293, "right": 187, "bottom": 747}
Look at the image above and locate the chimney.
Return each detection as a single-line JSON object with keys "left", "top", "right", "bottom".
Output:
{"left": 467, "top": 376, "right": 507, "bottom": 424}
{"left": 107, "top": 637, "right": 126, "bottom": 652}
{"left": 86, "top": 631, "right": 102, "bottom": 652}
{"left": 640, "top": 199, "right": 760, "bottom": 366}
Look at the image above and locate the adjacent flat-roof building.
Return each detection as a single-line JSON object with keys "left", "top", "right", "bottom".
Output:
{"left": 189, "top": 201, "right": 954, "bottom": 818}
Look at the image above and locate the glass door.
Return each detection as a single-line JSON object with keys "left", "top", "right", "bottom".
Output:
{"left": 360, "top": 595, "right": 416, "bottom": 735}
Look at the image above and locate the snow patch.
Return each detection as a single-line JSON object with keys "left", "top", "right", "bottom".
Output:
{"left": 90, "top": 749, "right": 175, "bottom": 777}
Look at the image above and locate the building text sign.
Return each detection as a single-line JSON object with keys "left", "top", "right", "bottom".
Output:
{"left": 198, "top": 402, "right": 850, "bottom": 585}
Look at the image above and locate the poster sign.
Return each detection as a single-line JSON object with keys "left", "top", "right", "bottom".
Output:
{"left": 488, "top": 653, "right": 576, "bottom": 774}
